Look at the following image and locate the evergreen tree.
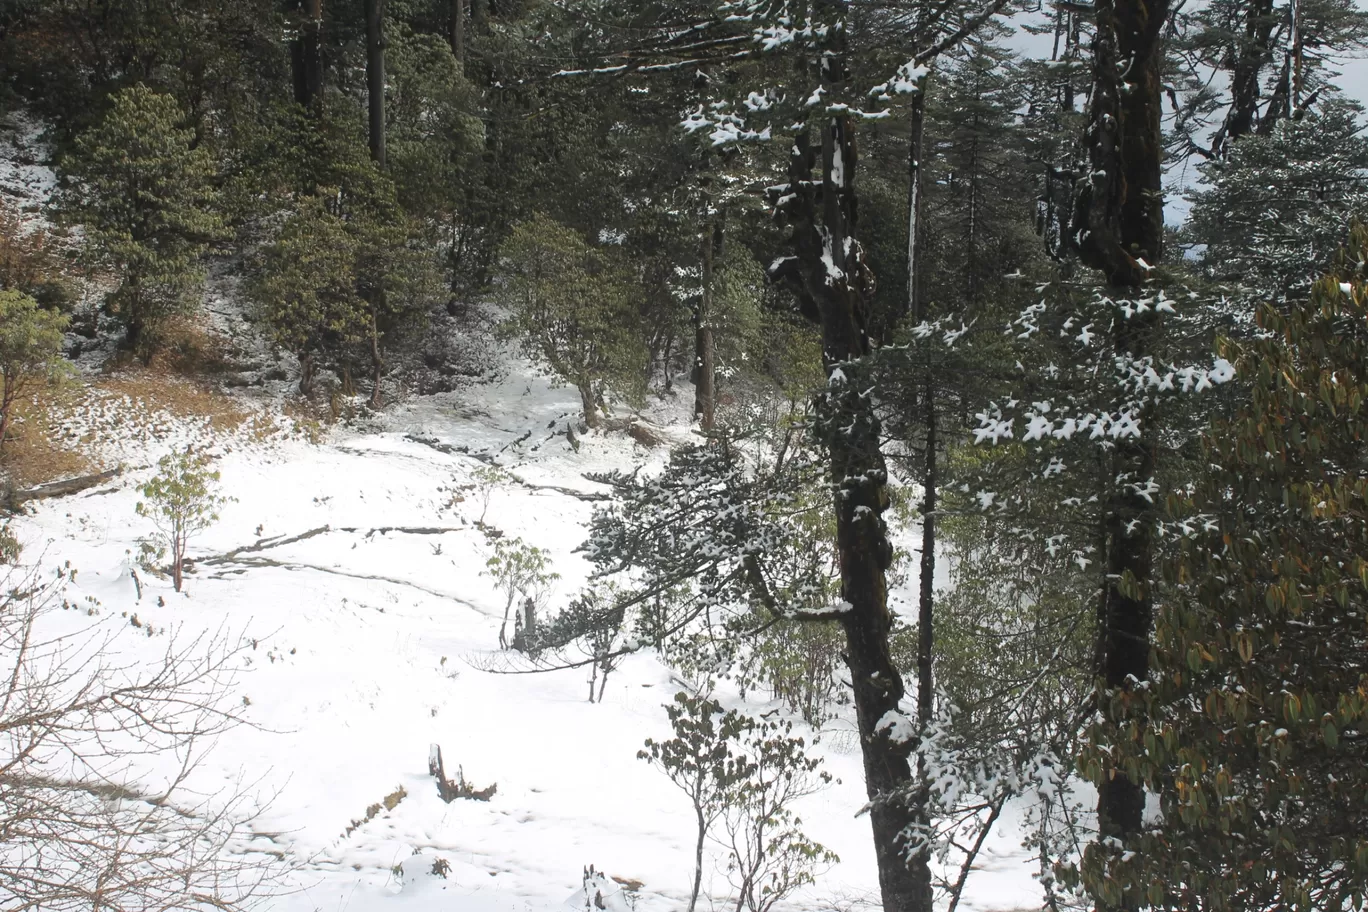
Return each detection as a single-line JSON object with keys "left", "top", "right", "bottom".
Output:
{"left": 59, "top": 85, "right": 222, "bottom": 358}
{"left": 1185, "top": 100, "right": 1368, "bottom": 307}
{"left": 1093, "top": 226, "right": 1368, "bottom": 910}
{"left": 249, "top": 195, "right": 365, "bottom": 396}
{"left": 0, "top": 290, "right": 69, "bottom": 451}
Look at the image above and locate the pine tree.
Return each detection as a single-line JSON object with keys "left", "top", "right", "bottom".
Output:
{"left": 59, "top": 85, "right": 223, "bottom": 358}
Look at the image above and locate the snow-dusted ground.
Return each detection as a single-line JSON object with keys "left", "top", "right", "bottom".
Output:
{"left": 1, "top": 111, "right": 1040, "bottom": 912}
{"left": 11, "top": 359, "right": 1045, "bottom": 912}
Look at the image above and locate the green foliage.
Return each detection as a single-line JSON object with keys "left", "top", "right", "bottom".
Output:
{"left": 136, "top": 448, "right": 228, "bottom": 593}
{"left": 250, "top": 195, "right": 366, "bottom": 395}
{"left": 59, "top": 85, "right": 223, "bottom": 357}
{"left": 0, "top": 290, "right": 70, "bottom": 449}
{"left": 1186, "top": 100, "right": 1368, "bottom": 305}
{"left": 1076, "top": 225, "right": 1368, "bottom": 911}
{"left": 483, "top": 536, "right": 558, "bottom": 650}
{"left": 494, "top": 215, "right": 646, "bottom": 426}
{"left": 640, "top": 691, "right": 837, "bottom": 912}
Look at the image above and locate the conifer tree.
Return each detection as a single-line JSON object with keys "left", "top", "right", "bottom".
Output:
{"left": 494, "top": 215, "right": 645, "bottom": 427}
{"left": 1186, "top": 99, "right": 1368, "bottom": 306}
{"left": 59, "top": 85, "right": 222, "bottom": 358}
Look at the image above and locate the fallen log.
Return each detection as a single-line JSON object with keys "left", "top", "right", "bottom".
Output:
{"left": 7, "top": 467, "right": 123, "bottom": 510}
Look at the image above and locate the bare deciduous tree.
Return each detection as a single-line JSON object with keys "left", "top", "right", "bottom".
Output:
{"left": 0, "top": 563, "right": 279, "bottom": 911}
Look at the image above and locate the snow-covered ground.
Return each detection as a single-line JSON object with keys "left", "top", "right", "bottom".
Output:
{"left": 10, "top": 358, "right": 1045, "bottom": 912}
{"left": 0, "top": 109, "right": 1040, "bottom": 912}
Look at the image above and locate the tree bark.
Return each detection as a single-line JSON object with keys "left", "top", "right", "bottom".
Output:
{"left": 693, "top": 220, "right": 716, "bottom": 433}
{"left": 292, "top": 0, "right": 324, "bottom": 109}
{"left": 768, "top": 103, "right": 925, "bottom": 912}
{"left": 909, "top": 380, "right": 937, "bottom": 907}
{"left": 450, "top": 0, "right": 465, "bottom": 70}
{"left": 1215, "top": 0, "right": 1276, "bottom": 153}
{"left": 299, "top": 352, "right": 316, "bottom": 397}
{"left": 905, "top": 80, "right": 928, "bottom": 330}
{"left": 578, "top": 383, "right": 600, "bottom": 428}
{"left": 365, "top": 0, "right": 387, "bottom": 167}
{"left": 1069, "top": 0, "right": 1169, "bottom": 890}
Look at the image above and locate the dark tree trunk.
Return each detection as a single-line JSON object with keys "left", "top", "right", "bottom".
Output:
{"left": 768, "top": 95, "right": 926, "bottom": 912}
{"left": 578, "top": 383, "right": 600, "bottom": 428}
{"left": 1216, "top": 0, "right": 1276, "bottom": 152}
{"left": 1069, "top": 0, "right": 1169, "bottom": 889}
{"left": 450, "top": 0, "right": 465, "bottom": 69}
{"left": 904, "top": 82, "right": 928, "bottom": 331}
{"left": 292, "top": 0, "right": 324, "bottom": 109}
{"left": 909, "top": 380, "right": 937, "bottom": 907}
{"left": 693, "top": 220, "right": 716, "bottom": 433}
{"left": 365, "top": 0, "right": 387, "bottom": 167}
{"left": 299, "top": 352, "right": 316, "bottom": 397}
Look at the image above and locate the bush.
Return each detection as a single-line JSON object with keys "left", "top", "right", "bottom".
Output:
{"left": 494, "top": 215, "right": 646, "bottom": 427}
{"left": 640, "top": 692, "right": 837, "bottom": 912}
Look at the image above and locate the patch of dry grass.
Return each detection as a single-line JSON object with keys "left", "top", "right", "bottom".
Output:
{"left": 2, "top": 388, "right": 96, "bottom": 489}
{"left": 1, "top": 366, "right": 282, "bottom": 489}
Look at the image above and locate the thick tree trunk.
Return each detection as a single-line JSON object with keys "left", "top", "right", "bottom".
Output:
{"left": 769, "top": 114, "right": 926, "bottom": 912}
{"left": 365, "top": 0, "right": 387, "bottom": 167}
{"left": 578, "top": 383, "right": 600, "bottom": 428}
{"left": 450, "top": 0, "right": 465, "bottom": 69}
{"left": 1216, "top": 0, "right": 1276, "bottom": 151}
{"left": 292, "top": 0, "right": 324, "bottom": 109}
{"left": 1070, "top": 0, "right": 1169, "bottom": 893}
{"left": 693, "top": 220, "right": 716, "bottom": 432}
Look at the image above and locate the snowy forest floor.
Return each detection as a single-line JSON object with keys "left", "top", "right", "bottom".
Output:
{"left": 9, "top": 359, "right": 1045, "bottom": 912}
{"left": 2, "top": 109, "right": 1044, "bottom": 912}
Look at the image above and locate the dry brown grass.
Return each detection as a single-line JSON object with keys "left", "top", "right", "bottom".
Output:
{"left": 2, "top": 388, "right": 97, "bottom": 489}
{"left": 0, "top": 366, "right": 281, "bottom": 489}
{"left": 95, "top": 371, "right": 251, "bottom": 435}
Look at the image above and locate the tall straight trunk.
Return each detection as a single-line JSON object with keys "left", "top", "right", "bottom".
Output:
{"left": 1070, "top": 0, "right": 1169, "bottom": 886}
{"left": 908, "top": 380, "right": 937, "bottom": 906}
{"left": 450, "top": 0, "right": 465, "bottom": 69}
{"left": 693, "top": 220, "right": 716, "bottom": 432}
{"left": 905, "top": 83, "right": 928, "bottom": 329}
{"left": 292, "top": 0, "right": 324, "bottom": 109}
{"left": 365, "top": 0, "right": 387, "bottom": 167}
